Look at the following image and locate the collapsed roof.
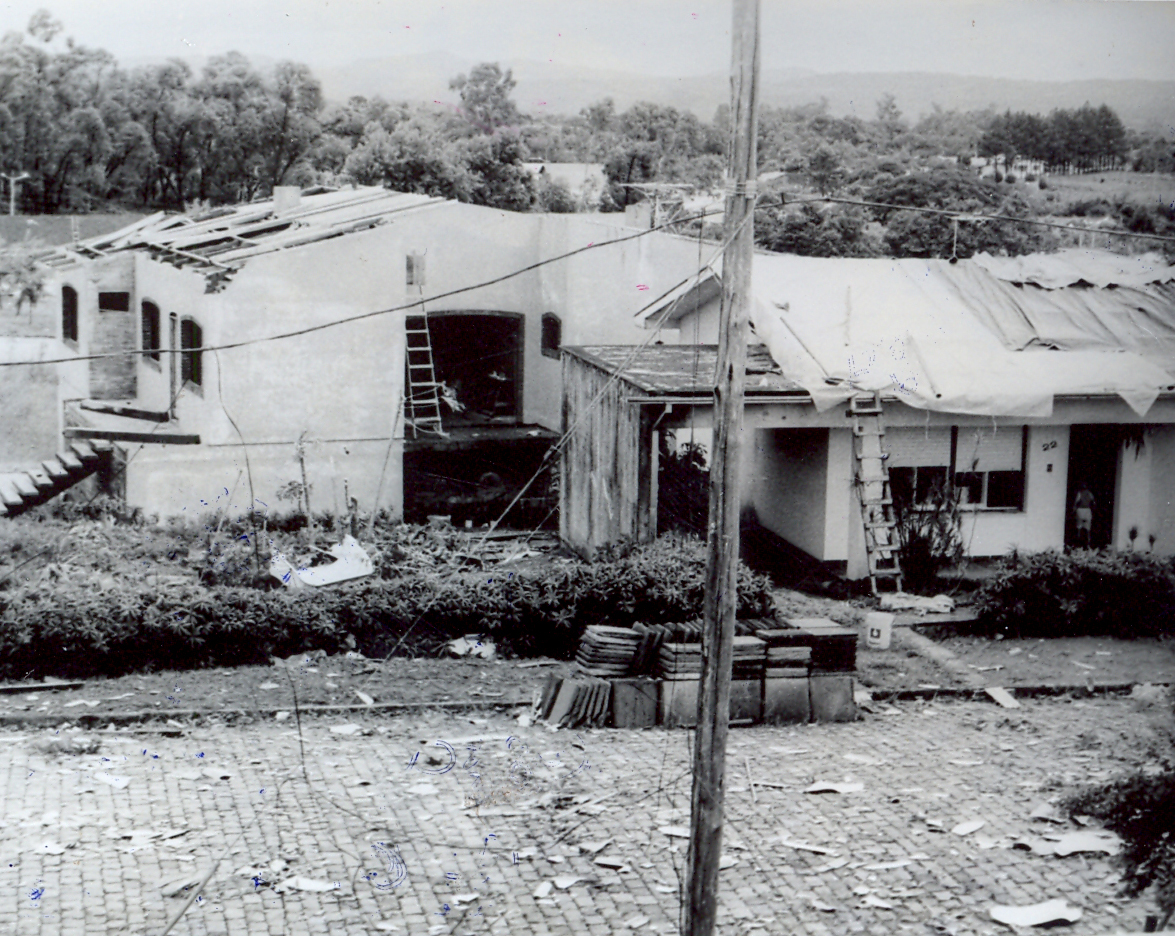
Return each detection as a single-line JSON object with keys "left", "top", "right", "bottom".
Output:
{"left": 646, "top": 249, "right": 1175, "bottom": 418}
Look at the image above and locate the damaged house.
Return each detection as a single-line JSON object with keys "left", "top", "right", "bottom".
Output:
{"left": 0, "top": 186, "right": 707, "bottom": 523}
{"left": 561, "top": 250, "right": 1175, "bottom": 577}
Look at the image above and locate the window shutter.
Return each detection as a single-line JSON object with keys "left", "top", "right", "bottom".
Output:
{"left": 884, "top": 428, "right": 951, "bottom": 468}
{"left": 957, "top": 427, "right": 1022, "bottom": 472}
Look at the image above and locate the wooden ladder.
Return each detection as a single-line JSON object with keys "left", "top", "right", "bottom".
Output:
{"left": 404, "top": 311, "right": 447, "bottom": 439}
{"left": 850, "top": 392, "right": 903, "bottom": 594}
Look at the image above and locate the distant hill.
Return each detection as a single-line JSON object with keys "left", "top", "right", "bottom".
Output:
{"left": 318, "top": 55, "right": 1175, "bottom": 130}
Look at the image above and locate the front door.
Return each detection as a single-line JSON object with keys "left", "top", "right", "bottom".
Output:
{"left": 1065, "top": 425, "right": 1119, "bottom": 549}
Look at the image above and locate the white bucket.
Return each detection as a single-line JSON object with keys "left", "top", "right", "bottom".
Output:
{"left": 864, "top": 612, "right": 895, "bottom": 650}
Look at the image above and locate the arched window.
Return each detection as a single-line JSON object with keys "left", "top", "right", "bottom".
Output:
{"left": 180, "top": 318, "right": 203, "bottom": 387}
{"left": 541, "top": 313, "right": 561, "bottom": 359}
{"left": 141, "top": 301, "right": 161, "bottom": 362}
{"left": 62, "top": 286, "right": 78, "bottom": 344}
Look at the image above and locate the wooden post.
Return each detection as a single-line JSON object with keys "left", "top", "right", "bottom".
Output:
{"left": 685, "top": 2, "right": 759, "bottom": 935}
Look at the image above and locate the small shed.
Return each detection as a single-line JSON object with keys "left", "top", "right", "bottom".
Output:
{"left": 559, "top": 344, "right": 804, "bottom": 557}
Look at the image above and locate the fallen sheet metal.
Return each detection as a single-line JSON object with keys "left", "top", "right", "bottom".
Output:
{"left": 985, "top": 686, "right": 1021, "bottom": 709}
{"left": 269, "top": 535, "right": 374, "bottom": 588}
{"left": 805, "top": 781, "right": 865, "bottom": 794}
{"left": 1014, "top": 830, "right": 1122, "bottom": 857}
{"left": 989, "top": 899, "right": 1082, "bottom": 927}
{"left": 952, "top": 820, "right": 986, "bottom": 836}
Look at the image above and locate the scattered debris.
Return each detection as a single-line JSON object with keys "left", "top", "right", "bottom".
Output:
{"left": 516, "top": 660, "right": 559, "bottom": 668}
{"left": 159, "top": 874, "right": 204, "bottom": 897}
{"left": 810, "top": 898, "right": 838, "bottom": 912}
{"left": 354, "top": 690, "right": 375, "bottom": 707}
{"left": 861, "top": 894, "right": 894, "bottom": 909}
{"left": 594, "top": 856, "right": 628, "bottom": 871}
{"left": 33, "top": 735, "right": 100, "bottom": 756}
{"left": 658, "top": 826, "right": 690, "bottom": 839}
{"left": 951, "top": 820, "right": 985, "bottom": 836}
{"left": 778, "top": 839, "right": 836, "bottom": 855}
{"left": 330, "top": 724, "right": 364, "bottom": 736}
{"left": 878, "top": 593, "right": 954, "bottom": 614}
{"left": 446, "top": 635, "right": 496, "bottom": 660}
{"left": 1014, "top": 830, "right": 1121, "bottom": 857}
{"left": 843, "top": 753, "right": 884, "bottom": 765}
{"left": 1007, "top": 647, "right": 1023, "bottom": 656}
{"left": 273, "top": 876, "right": 341, "bottom": 893}
{"left": 804, "top": 782, "right": 864, "bottom": 795}
{"left": 274, "top": 711, "right": 291, "bottom": 722}
{"left": 1028, "top": 802, "right": 1065, "bottom": 824}
{"left": 257, "top": 682, "right": 280, "bottom": 691}
{"left": 270, "top": 536, "right": 374, "bottom": 588}
{"left": 62, "top": 700, "right": 100, "bottom": 708}
{"left": 989, "top": 899, "right": 1082, "bottom": 927}
{"left": 578, "top": 841, "right": 611, "bottom": 855}
{"left": 553, "top": 875, "right": 585, "bottom": 890}
{"left": 863, "top": 859, "right": 912, "bottom": 870}
{"left": 718, "top": 855, "right": 738, "bottom": 870}
{"left": 948, "top": 759, "right": 984, "bottom": 767}
{"left": 622, "top": 915, "right": 650, "bottom": 929}
{"left": 533, "top": 882, "right": 553, "bottom": 898}
{"left": 985, "top": 687, "right": 1020, "bottom": 709}
{"left": 95, "top": 772, "right": 129, "bottom": 790}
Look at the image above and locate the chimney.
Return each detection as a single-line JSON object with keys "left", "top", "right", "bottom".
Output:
{"left": 273, "top": 186, "right": 302, "bottom": 215}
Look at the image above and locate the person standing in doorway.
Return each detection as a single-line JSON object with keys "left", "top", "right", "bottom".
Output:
{"left": 1073, "top": 482, "right": 1096, "bottom": 548}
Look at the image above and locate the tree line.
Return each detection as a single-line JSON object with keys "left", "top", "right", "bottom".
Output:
{"left": 977, "top": 104, "right": 1129, "bottom": 173}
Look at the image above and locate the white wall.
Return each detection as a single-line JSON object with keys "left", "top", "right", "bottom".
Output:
{"left": 742, "top": 428, "right": 828, "bottom": 559}
{"left": 1148, "top": 427, "right": 1175, "bottom": 555}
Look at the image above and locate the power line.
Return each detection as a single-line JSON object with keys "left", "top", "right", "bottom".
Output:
{"left": 0, "top": 206, "right": 726, "bottom": 370}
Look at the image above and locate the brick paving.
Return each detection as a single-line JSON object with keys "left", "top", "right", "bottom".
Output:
{"left": 0, "top": 694, "right": 1159, "bottom": 935}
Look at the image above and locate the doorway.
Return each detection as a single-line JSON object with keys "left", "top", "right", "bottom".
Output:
{"left": 1065, "top": 425, "right": 1119, "bottom": 549}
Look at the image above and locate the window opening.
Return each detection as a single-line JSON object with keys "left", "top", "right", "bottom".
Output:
{"left": 62, "top": 285, "right": 78, "bottom": 343}
{"left": 180, "top": 318, "right": 203, "bottom": 387}
{"left": 142, "top": 301, "right": 161, "bottom": 362}
{"left": 541, "top": 313, "right": 561, "bottom": 359}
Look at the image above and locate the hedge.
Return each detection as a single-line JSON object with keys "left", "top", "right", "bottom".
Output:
{"left": 974, "top": 548, "right": 1175, "bottom": 638}
{"left": 0, "top": 537, "right": 775, "bottom": 680}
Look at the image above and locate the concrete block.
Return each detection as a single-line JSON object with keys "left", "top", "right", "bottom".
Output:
{"left": 610, "top": 678, "right": 658, "bottom": 728}
{"left": 809, "top": 673, "right": 857, "bottom": 722}
{"left": 729, "top": 679, "right": 762, "bottom": 722}
{"left": 659, "top": 678, "right": 698, "bottom": 729}
{"left": 764, "top": 676, "right": 811, "bottom": 724}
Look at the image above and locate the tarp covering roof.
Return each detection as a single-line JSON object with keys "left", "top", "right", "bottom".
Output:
{"left": 647, "top": 249, "right": 1175, "bottom": 418}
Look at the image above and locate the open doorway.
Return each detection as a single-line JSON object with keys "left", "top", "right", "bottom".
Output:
{"left": 423, "top": 312, "right": 522, "bottom": 426}
{"left": 1065, "top": 425, "right": 1119, "bottom": 549}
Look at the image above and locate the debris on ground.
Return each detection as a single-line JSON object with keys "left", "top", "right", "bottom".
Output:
{"left": 805, "top": 781, "right": 865, "bottom": 794}
{"left": 878, "top": 593, "right": 955, "bottom": 614}
{"left": 985, "top": 687, "right": 1020, "bottom": 709}
{"left": 951, "top": 820, "right": 985, "bottom": 836}
{"left": 445, "top": 636, "right": 496, "bottom": 660}
{"left": 989, "top": 899, "right": 1082, "bottom": 927}
{"left": 273, "top": 876, "right": 341, "bottom": 893}
{"left": 270, "top": 535, "right": 374, "bottom": 588}
{"left": 1014, "top": 830, "right": 1121, "bottom": 857}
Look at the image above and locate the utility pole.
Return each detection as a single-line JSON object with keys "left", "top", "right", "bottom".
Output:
{"left": 3, "top": 172, "right": 29, "bottom": 216}
{"left": 684, "top": 2, "right": 760, "bottom": 935}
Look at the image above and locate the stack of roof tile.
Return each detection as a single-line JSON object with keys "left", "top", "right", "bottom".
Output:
{"left": 732, "top": 636, "right": 767, "bottom": 681}
{"left": 658, "top": 642, "right": 704, "bottom": 680}
{"left": 538, "top": 673, "right": 612, "bottom": 729}
{"left": 781, "top": 618, "right": 858, "bottom": 673}
{"left": 574, "top": 625, "right": 642, "bottom": 676}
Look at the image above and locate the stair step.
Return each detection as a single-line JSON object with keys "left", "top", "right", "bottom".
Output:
{"left": 57, "top": 450, "right": 83, "bottom": 472}
{"left": 865, "top": 521, "right": 897, "bottom": 529}
{"left": 89, "top": 439, "right": 113, "bottom": 453}
{"left": 27, "top": 468, "right": 54, "bottom": 490}
{"left": 42, "top": 459, "right": 68, "bottom": 480}
{"left": 0, "top": 477, "right": 23, "bottom": 506}
{"left": 9, "top": 473, "right": 37, "bottom": 498}
{"left": 70, "top": 441, "right": 98, "bottom": 461}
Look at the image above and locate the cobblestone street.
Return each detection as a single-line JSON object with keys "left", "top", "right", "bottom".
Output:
{"left": 0, "top": 694, "right": 1159, "bottom": 935}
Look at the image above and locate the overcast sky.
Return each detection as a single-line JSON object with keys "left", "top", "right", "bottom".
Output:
{"left": 3, "top": 0, "right": 1174, "bottom": 81}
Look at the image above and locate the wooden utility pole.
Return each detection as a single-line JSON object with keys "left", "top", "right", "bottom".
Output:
{"left": 684, "top": 2, "right": 760, "bottom": 935}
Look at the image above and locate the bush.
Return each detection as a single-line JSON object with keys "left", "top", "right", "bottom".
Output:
{"left": 1064, "top": 770, "right": 1175, "bottom": 923}
{"left": 1038, "top": 176, "right": 1048, "bottom": 190}
{"left": 974, "top": 549, "right": 1175, "bottom": 638}
{"left": 1004, "top": 172, "right": 1017, "bottom": 183}
{"left": 0, "top": 535, "right": 774, "bottom": 679}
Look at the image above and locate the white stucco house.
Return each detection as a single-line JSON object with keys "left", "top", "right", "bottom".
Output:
{"left": 560, "top": 249, "right": 1175, "bottom": 575}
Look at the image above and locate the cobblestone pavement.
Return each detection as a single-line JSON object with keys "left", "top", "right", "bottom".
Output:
{"left": 0, "top": 694, "right": 1161, "bottom": 935}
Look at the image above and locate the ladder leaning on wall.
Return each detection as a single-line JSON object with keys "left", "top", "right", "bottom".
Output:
{"left": 850, "top": 392, "right": 904, "bottom": 594}
{"left": 404, "top": 305, "right": 447, "bottom": 439}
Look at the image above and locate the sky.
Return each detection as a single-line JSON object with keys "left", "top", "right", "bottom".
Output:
{"left": 2, "top": 0, "right": 1174, "bottom": 82}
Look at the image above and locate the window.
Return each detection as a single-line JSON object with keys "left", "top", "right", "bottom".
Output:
{"left": 885, "top": 425, "right": 1026, "bottom": 511}
{"left": 180, "top": 318, "right": 203, "bottom": 387}
{"left": 141, "top": 301, "right": 161, "bottom": 363}
{"left": 406, "top": 253, "right": 426, "bottom": 287}
{"left": 62, "top": 286, "right": 78, "bottom": 344}
{"left": 541, "top": 313, "right": 561, "bottom": 359}
{"left": 952, "top": 426, "right": 1026, "bottom": 510}
{"left": 98, "top": 291, "right": 130, "bottom": 312}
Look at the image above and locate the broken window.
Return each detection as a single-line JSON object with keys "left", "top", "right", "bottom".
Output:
{"left": 62, "top": 285, "right": 77, "bottom": 344}
{"left": 541, "top": 313, "right": 561, "bottom": 359}
{"left": 417, "top": 313, "right": 522, "bottom": 425}
{"left": 180, "top": 317, "right": 203, "bottom": 387}
{"left": 98, "top": 291, "right": 130, "bottom": 312}
{"left": 141, "top": 301, "right": 161, "bottom": 362}
{"left": 886, "top": 425, "right": 1025, "bottom": 511}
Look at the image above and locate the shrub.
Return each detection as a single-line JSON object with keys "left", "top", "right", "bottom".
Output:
{"left": 1038, "top": 176, "right": 1048, "bottom": 190}
{"left": 1005, "top": 172, "right": 1017, "bottom": 183}
{"left": 974, "top": 549, "right": 1175, "bottom": 638}
{"left": 1064, "top": 771, "right": 1175, "bottom": 924}
{"left": 0, "top": 534, "right": 774, "bottom": 679}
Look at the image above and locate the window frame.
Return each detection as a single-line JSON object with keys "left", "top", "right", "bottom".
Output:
{"left": 541, "top": 312, "right": 562, "bottom": 359}
{"left": 62, "top": 285, "right": 78, "bottom": 346}
{"left": 141, "top": 300, "right": 161, "bottom": 367}
{"left": 180, "top": 316, "right": 203, "bottom": 391}
{"left": 891, "top": 426, "right": 1027, "bottom": 513}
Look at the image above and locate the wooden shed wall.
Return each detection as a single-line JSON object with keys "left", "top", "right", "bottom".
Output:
{"left": 559, "top": 355, "right": 649, "bottom": 557}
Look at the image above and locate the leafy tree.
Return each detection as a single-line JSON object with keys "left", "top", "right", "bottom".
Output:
{"left": 449, "top": 62, "right": 520, "bottom": 134}
{"left": 755, "top": 204, "right": 879, "bottom": 257}
{"left": 535, "top": 175, "right": 577, "bottom": 213}
{"left": 806, "top": 145, "right": 843, "bottom": 195}
{"left": 344, "top": 117, "right": 469, "bottom": 200}
{"left": 458, "top": 133, "right": 534, "bottom": 211}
